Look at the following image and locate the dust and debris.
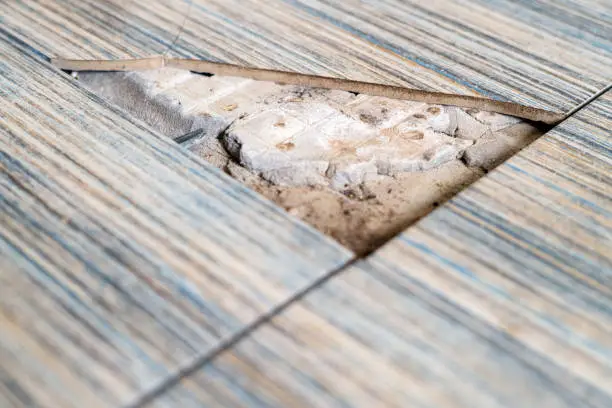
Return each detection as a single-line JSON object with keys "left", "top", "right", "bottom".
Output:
{"left": 244, "top": 160, "right": 484, "bottom": 254}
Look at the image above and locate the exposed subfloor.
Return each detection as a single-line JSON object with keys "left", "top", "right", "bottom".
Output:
{"left": 77, "top": 68, "right": 544, "bottom": 254}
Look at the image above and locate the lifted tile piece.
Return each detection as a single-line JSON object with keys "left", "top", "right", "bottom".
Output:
{"left": 0, "top": 31, "right": 351, "bottom": 408}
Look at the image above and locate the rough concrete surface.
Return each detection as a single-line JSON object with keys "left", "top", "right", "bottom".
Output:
{"left": 77, "top": 68, "right": 542, "bottom": 254}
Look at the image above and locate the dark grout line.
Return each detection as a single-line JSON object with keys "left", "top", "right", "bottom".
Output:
{"left": 561, "top": 83, "right": 612, "bottom": 121}
{"left": 123, "top": 255, "right": 360, "bottom": 408}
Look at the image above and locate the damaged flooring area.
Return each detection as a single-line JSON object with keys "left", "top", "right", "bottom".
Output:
{"left": 76, "top": 68, "right": 545, "bottom": 254}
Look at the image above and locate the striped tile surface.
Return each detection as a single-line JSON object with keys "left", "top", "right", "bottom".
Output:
{"left": 2, "top": 0, "right": 611, "bottom": 113}
{"left": 166, "top": 0, "right": 477, "bottom": 94}
{"left": 274, "top": 0, "right": 612, "bottom": 112}
{"left": 0, "top": 28, "right": 352, "bottom": 407}
{"left": 0, "top": 0, "right": 475, "bottom": 94}
{"left": 146, "top": 92, "right": 612, "bottom": 406}
{"left": 0, "top": 0, "right": 189, "bottom": 59}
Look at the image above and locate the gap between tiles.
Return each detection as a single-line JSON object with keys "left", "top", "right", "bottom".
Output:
{"left": 122, "top": 256, "right": 360, "bottom": 408}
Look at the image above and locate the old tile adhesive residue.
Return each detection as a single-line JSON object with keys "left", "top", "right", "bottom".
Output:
{"left": 73, "top": 66, "right": 546, "bottom": 254}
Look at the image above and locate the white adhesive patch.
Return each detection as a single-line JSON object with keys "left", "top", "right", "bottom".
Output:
{"left": 79, "top": 68, "right": 524, "bottom": 189}
{"left": 225, "top": 97, "right": 473, "bottom": 189}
